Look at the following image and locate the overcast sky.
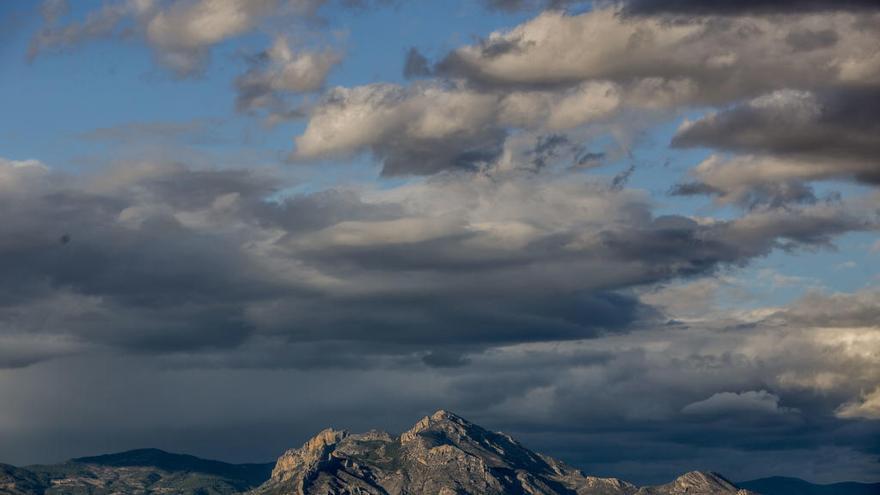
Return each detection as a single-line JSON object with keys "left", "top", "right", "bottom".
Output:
{"left": 0, "top": 0, "right": 878, "bottom": 485}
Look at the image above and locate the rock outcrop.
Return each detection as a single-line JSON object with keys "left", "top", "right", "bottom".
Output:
{"left": 250, "top": 410, "right": 755, "bottom": 495}
{"left": 0, "top": 412, "right": 764, "bottom": 495}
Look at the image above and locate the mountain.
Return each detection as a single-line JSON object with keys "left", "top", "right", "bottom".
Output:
{"left": 0, "top": 448, "right": 273, "bottom": 495}
{"left": 3, "top": 411, "right": 872, "bottom": 494}
{"left": 738, "top": 476, "right": 880, "bottom": 495}
{"left": 249, "top": 409, "right": 754, "bottom": 495}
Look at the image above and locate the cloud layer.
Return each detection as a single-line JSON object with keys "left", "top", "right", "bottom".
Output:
{"left": 7, "top": 0, "right": 880, "bottom": 485}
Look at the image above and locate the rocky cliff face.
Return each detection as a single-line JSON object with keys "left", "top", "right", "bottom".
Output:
{"left": 250, "top": 410, "right": 756, "bottom": 495}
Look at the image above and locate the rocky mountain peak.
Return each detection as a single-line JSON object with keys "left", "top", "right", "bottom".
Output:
{"left": 249, "top": 412, "right": 757, "bottom": 495}
{"left": 400, "top": 409, "right": 473, "bottom": 443}
{"left": 270, "top": 428, "right": 348, "bottom": 483}
{"left": 638, "top": 470, "right": 755, "bottom": 495}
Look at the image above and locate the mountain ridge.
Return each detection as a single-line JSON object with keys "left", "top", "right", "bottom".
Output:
{"left": 736, "top": 476, "right": 880, "bottom": 495}
{"left": 249, "top": 409, "right": 753, "bottom": 495}
{"left": 1, "top": 411, "right": 876, "bottom": 494}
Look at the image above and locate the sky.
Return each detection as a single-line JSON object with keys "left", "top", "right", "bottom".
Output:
{"left": 0, "top": 0, "right": 879, "bottom": 486}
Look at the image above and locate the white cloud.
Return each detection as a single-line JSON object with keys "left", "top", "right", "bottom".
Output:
{"left": 836, "top": 386, "right": 880, "bottom": 420}
{"left": 441, "top": 8, "right": 880, "bottom": 102}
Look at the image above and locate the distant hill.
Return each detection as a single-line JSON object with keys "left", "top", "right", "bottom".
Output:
{"left": 72, "top": 448, "right": 273, "bottom": 487}
{"left": 1, "top": 448, "right": 273, "bottom": 495}
{"left": 2, "top": 413, "right": 877, "bottom": 494}
{"left": 738, "top": 476, "right": 880, "bottom": 495}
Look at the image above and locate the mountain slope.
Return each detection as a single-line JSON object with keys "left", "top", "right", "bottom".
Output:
{"left": 0, "top": 463, "right": 44, "bottom": 495}
{"left": 72, "top": 448, "right": 273, "bottom": 487}
{"left": 5, "top": 413, "right": 874, "bottom": 494}
{"left": 1, "top": 449, "right": 273, "bottom": 495}
{"left": 250, "top": 409, "right": 754, "bottom": 495}
{"left": 738, "top": 476, "right": 880, "bottom": 495}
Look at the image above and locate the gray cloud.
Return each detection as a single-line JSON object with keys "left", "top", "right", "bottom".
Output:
{"left": 435, "top": 8, "right": 880, "bottom": 104}
{"left": 403, "top": 47, "right": 432, "bottom": 78}
{"left": 620, "top": 0, "right": 880, "bottom": 16}
{"left": 681, "top": 390, "right": 795, "bottom": 417}
{"left": 482, "top": 0, "right": 588, "bottom": 12}
{"left": 6, "top": 286, "right": 879, "bottom": 484}
{"left": 291, "top": 79, "right": 688, "bottom": 175}
{"left": 29, "top": 0, "right": 325, "bottom": 76}
{"left": 235, "top": 36, "right": 341, "bottom": 121}
{"left": 1, "top": 157, "right": 874, "bottom": 373}
{"left": 672, "top": 89, "right": 880, "bottom": 188}
{"left": 11, "top": 1, "right": 880, "bottom": 484}
{"left": 668, "top": 89, "right": 880, "bottom": 207}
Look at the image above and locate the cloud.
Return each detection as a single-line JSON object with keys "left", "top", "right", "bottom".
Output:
{"left": 235, "top": 36, "right": 342, "bottom": 119}
{"left": 12, "top": 1, "right": 880, "bottom": 482}
{"left": 681, "top": 390, "right": 794, "bottom": 416}
{"left": 777, "top": 290, "right": 880, "bottom": 328}
{"left": 436, "top": 8, "right": 880, "bottom": 103}
{"left": 481, "top": 0, "right": 588, "bottom": 12}
{"left": 291, "top": 78, "right": 695, "bottom": 175}
{"left": 28, "top": 0, "right": 133, "bottom": 60}
{"left": 29, "top": 0, "right": 324, "bottom": 76}
{"left": 619, "top": 0, "right": 880, "bottom": 16}
{"left": 2, "top": 285, "right": 879, "bottom": 482}
{"left": 672, "top": 89, "right": 880, "bottom": 194}
{"left": 1, "top": 156, "right": 874, "bottom": 371}
{"left": 292, "top": 82, "right": 508, "bottom": 174}
{"left": 836, "top": 386, "right": 880, "bottom": 420}
{"left": 403, "top": 47, "right": 431, "bottom": 78}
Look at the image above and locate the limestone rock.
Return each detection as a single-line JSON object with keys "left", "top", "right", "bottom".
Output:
{"left": 249, "top": 411, "right": 755, "bottom": 495}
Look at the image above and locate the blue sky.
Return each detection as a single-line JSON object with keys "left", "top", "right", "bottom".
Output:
{"left": 0, "top": 0, "right": 878, "bottom": 485}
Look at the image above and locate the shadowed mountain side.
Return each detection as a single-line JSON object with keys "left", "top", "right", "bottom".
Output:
{"left": 738, "top": 477, "right": 880, "bottom": 495}
{"left": 0, "top": 449, "right": 273, "bottom": 495}
{"left": 72, "top": 448, "right": 274, "bottom": 486}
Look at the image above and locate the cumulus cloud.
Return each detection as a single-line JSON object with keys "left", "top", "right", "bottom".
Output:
{"left": 292, "top": 78, "right": 695, "bottom": 174}
{"left": 482, "top": 0, "right": 588, "bottom": 12}
{"left": 437, "top": 8, "right": 880, "bottom": 103}
{"left": 235, "top": 36, "right": 342, "bottom": 119}
{"left": 836, "top": 387, "right": 880, "bottom": 420}
{"left": 1, "top": 156, "right": 875, "bottom": 371}
{"left": 619, "top": 0, "right": 880, "bottom": 16}
{"left": 778, "top": 289, "right": 880, "bottom": 328}
{"left": 13, "top": 0, "right": 880, "bottom": 483}
{"left": 30, "top": 0, "right": 322, "bottom": 76}
{"left": 672, "top": 89, "right": 880, "bottom": 196}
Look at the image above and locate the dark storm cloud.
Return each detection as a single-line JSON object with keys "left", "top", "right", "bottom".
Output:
{"left": 669, "top": 89, "right": 880, "bottom": 205}
{"left": 9, "top": 1, "right": 880, "bottom": 482}
{"left": 785, "top": 28, "right": 840, "bottom": 52}
{"left": 672, "top": 89, "right": 880, "bottom": 184}
{"left": 2, "top": 158, "right": 873, "bottom": 371}
{"left": 434, "top": 289, "right": 880, "bottom": 482}
{"left": 620, "top": 0, "right": 880, "bottom": 15}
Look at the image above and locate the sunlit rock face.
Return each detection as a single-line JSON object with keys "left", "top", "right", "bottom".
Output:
{"left": 251, "top": 410, "right": 755, "bottom": 495}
